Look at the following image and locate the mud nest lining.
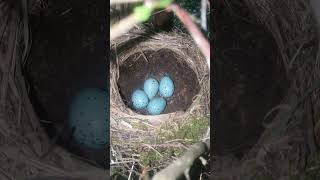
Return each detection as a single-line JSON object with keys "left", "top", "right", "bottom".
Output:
{"left": 118, "top": 49, "right": 200, "bottom": 115}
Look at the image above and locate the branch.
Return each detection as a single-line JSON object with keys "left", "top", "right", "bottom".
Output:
{"left": 110, "top": 13, "right": 140, "bottom": 41}
{"left": 151, "top": 141, "right": 209, "bottom": 180}
{"left": 168, "top": 4, "right": 210, "bottom": 69}
{"left": 110, "top": 0, "right": 145, "bottom": 5}
{"left": 201, "top": 0, "right": 207, "bottom": 31}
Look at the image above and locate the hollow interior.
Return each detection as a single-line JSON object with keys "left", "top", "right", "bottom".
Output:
{"left": 24, "top": 0, "right": 108, "bottom": 168}
{"left": 213, "top": 2, "right": 290, "bottom": 158}
{"left": 118, "top": 49, "right": 200, "bottom": 115}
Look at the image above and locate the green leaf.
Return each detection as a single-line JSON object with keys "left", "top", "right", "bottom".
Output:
{"left": 134, "top": 6, "right": 153, "bottom": 22}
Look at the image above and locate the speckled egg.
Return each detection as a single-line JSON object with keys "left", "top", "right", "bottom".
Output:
{"left": 159, "top": 75, "right": 175, "bottom": 98}
{"left": 68, "top": 88, "right": 109, "bottom": 150}
{"left": 132, "top": 89, "right": 149, "bottom": 109}
{"left": 147, "top": 97, "right": 166, "bottom": 115}
{"left": 144, "top": 78, "right": 159, "bottom": 99}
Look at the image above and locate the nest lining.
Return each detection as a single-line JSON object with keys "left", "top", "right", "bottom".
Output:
{"left": 118, "top": 48, "right": 200, "bottom": 115}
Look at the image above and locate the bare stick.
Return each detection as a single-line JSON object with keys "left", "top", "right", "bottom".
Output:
{"left": 110, "top": 0, "right": 144, "bottom": 6}
{"left": 168, "top": 4, "right": 210, "bottom": 69}
{"left": 151, "top": 142, "right": 209, "bottom": 180}
{"left": 110, "top": 14, "right": 139, "bottom": 41}
{"left": 201, "top": 0, "right": 207, "bottom": 31}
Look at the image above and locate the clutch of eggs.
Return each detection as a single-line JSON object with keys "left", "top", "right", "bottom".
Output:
{"left": 131, "top": 75, "right": 175, "bottom": 115}
{"left": 68, "top": 88, "right": 109, "bottom": 150}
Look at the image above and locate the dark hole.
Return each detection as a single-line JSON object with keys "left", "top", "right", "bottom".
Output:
{"left": 213, "top": 1, "right": 290, "bottom": 159}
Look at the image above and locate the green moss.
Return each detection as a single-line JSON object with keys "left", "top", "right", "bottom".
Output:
{"left": 159, "top": 116, "right": 209, "bottom": 143}
{"left": 176, "top": 116, "right": 209, "bottom": 143}
{"left": 140, "top": 150, "right": 163, "bottom": 166}
{"left": 131, "top": 120, "right": 149, "bottom": 130}
{"left": 138, "top": 116, "right": 209, "bottom": 167}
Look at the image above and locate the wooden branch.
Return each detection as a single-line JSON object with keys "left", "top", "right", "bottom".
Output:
{"left": 110, "top": 0, "right": 144, "bottom": 6}
{"left": 168, "top": 4, "right": 210, "bottom": 69}
{"left": 110, "top": 13, "right": 139, "bottom": 41}
{"left": 152, "top": 141, "right": 209, "bottom": 180}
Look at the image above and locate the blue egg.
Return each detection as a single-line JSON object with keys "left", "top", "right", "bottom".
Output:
{"left": 68, "top": 88, "right": 109, "bottom": 150}
{"left": 132, "top": 89, "right": 149, "bottom": 109}
{"left": 159, "top": 75, "right": 175, "bottom": 98}
{"left": 144, "top": 78, "right": 159, "bottom": 99}
{"left": 147, "top": 97, "right": 166, "bottom": 115}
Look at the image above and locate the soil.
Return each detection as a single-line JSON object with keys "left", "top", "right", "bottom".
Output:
{"left": 24, "top": 0, "right": 108, "bottom": 168}
{"left": 118, "top": 49, "right": 200, "bottom": 115}
{"left": 213, "top": 2, "right": 290, "bottom": 158}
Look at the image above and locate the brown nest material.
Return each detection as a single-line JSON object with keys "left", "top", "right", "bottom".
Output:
{"left": 110, "top": 28, "right": 210, "bottom": 176}
{"left": 213, "top": 0, "right": 320, "bottom": 179}
{"left": 0, "top": 1, "right": 107, "bottom": 179}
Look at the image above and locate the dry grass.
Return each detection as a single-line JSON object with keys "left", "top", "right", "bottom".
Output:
{"left": 110, "top": 27, "right": 210, "bottom": 177}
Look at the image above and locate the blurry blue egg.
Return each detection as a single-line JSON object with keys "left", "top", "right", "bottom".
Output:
{"left": 132, "top": 89, "right": 149, "bottom": 109}
{"left": 68, "top": 88, "right": 109, "bottom": 150}
{"left": 144, "top": 78, "right": 159, "bottom": 99}
{"left": 147, "top": 97, "right": 166, "bottom": 115}
{"left": 159, "top": 75, "right": 174, "bottom": 98}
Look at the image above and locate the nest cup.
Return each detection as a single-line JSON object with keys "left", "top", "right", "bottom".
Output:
{"left": 110, "top": 29, "right": 210, "bottom": 126}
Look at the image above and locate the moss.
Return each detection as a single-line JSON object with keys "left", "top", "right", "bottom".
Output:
{"left": 175, "top": 116, "right": 209, "bottom": 143}
{"left": 159, "top": 116, "right": 209, "bottom": 143}
{"left": 113, "top": 117, "right": 210, "bottom": 172}
{"left": 138, "top": 116, "right": 209, "bottom": 168}
{"left": 140, "top": 150, "right": 163, "bottom": 166}
{"left": 131, "top": 120, "right": 149, "bottom": 130}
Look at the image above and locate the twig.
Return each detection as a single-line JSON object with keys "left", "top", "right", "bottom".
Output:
{"left": 138, "top": 48, "right": 149, "bottom": 62}
{"left": 110, "top": 0, "right": 144, "bottom": 6}
{"left": 288, "top": 43, "right": 304, "bottom": 69}
{"left": 168, "top": 4, "right": 210, "bottom": 69}
{"left": 21, "top": 0, "right": 31, "bottom": 67}
{"left": 0, "top": 167, "right": 14, "bottom": 180}
{"left": 184, "top": 168, "right": 191, "bottom": 180}
{"left": 151, "top": 142, "right": 209, "bottom": 180}
{"left": 60, "top": 8, "right": 72, "bottom": 16}
{"left": 110, "top": 14, "right": 140, "bottom": 41}
{"left": 142, "top": 144, "right": 163, "bottom": 157}
{"left": 128, "top": 162, "right": 136, "bottom": 180}
{"left": 201, "top": 0, "right": 207, "bottom": 31}
{"left": 111, "top": 161, "right": 136, "bottom": 165}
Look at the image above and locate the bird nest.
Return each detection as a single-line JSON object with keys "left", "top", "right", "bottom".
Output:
{"left": 213, "top": 0, "right": 320, "bottom": 179}
{"left": 110, "top": 28, "right": 210, "bottom": 177}
{"left": 0, "top": 1, "right": 107, "bottom": 179}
